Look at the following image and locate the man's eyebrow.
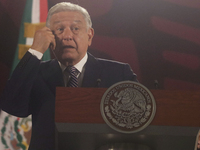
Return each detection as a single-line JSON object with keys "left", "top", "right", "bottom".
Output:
{"left": 53, "top": 20, "right": 83, "bottom": 25}
{"left": 53, "top": 21, "right": 61, "bottom": 25}
{"left": 73, "top": 20, "right": 83, "bottom": 24}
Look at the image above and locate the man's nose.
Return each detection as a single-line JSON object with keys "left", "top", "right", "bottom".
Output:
{"left": 62, "top": 28, "right": 73, "bottom": 41}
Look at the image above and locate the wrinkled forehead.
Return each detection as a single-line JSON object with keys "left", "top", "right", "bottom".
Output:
{"left": 50, "top": 11, "right": 87, "bottom": 26}
{"left": 50, "top": 11, "right": 84, "bottom": 27}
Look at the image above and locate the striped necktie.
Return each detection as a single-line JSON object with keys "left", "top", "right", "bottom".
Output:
{"left": 67, "top": 66, "right": 78, "bottom": 87}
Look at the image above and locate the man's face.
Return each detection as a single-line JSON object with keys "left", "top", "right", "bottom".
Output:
{"left": 49, "top": 11, "right": 94, "bottom": 66}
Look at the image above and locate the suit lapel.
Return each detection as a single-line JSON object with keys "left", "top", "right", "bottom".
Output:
{"left": 82, "top": 53, "right": 103, "bottom": 87}
{"left": 40, "top": 59, "right": 64, "bottom": 93}
{"left": 40, "top": 54, "right": 103, "bottom": 89}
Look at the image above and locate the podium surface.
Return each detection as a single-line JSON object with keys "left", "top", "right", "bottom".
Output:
{"left": 55, "top": 87, "right": 200, "bottom": 150}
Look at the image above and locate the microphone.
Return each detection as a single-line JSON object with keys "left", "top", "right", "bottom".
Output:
{"left": 154, "top": 80, "right": 158, "bottom": 89}
{"left": 96, "top": 79, "right": 101, "bottom": 87}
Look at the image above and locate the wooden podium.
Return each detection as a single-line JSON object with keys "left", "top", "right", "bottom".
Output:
{"left": 55, "top": 87, "right": 200, "bottom": 150}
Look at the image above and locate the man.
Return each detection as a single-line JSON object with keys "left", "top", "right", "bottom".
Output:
{"left": 0, "top": 2, "right": 137, "bottom": 150}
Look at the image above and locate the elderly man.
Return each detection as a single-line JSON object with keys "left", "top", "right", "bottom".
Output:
{"left": 1, "top": 2, "right": 137, "bottom": 150}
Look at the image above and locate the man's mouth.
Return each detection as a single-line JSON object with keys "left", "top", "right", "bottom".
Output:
{"left": 63, "top": 45, "right": 75, "bottom": 49}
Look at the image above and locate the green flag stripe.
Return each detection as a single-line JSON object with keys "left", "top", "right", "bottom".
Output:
{"left": 10, "top": 0, "right": 33, "bottom": 74}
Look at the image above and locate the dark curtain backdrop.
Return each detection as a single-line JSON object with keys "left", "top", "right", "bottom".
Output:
{"left": 1, "top": 0, "right": 200, "bottom": 94}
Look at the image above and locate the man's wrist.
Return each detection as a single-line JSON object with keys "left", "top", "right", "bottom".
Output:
{"left": 28, "top": 48, "right": 43, "bottom": 60}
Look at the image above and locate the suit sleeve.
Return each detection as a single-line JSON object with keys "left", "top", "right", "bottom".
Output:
{"left": 0, "top": 51, "right": 41, "bottom": 117}
{"left": 124, "top": 63, "right": 138, "bottom": 82}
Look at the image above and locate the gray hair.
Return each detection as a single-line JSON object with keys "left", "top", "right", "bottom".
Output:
{"left": 46, "top": 2, "right": 92, "bottom": 29}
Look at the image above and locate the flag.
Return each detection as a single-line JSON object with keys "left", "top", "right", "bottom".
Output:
{"left": 11, "top": 0, "right": 50, "bottom": 73}
{"left": 0, "top": 0, "right": 49, "bottom": 149}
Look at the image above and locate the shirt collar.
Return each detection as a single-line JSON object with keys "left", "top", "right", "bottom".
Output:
{"left": 59, "top": 53, "right": 88, "bottom": 73}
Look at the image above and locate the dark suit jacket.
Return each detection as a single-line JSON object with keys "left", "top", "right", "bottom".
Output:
{"left": 0, "top": 51, "right": 137, "bottom": 150}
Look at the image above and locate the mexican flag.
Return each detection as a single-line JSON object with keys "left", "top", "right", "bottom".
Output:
{"left": 0, "top": 0, "right": 50, "bottom": 150}
{"left": 11, "top": 0, "right": 50, "bottom": 73}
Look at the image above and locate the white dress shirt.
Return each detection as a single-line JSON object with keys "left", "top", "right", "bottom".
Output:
{"left": 28, "top": 48, "right": 88, "bottom": 86}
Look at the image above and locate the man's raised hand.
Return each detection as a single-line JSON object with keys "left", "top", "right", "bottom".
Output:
{"left": 31, "top": 27, "right": 56, "bottom": 54}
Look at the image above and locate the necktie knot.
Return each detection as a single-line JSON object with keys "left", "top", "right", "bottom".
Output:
{"left": 66, "top": 66, "right": 79, "bottom": 87}
{"left": 67, "top": 66, "right": 78, "bottom": 76}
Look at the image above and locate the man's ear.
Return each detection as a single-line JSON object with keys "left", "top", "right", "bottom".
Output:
{"left": 88, "top": 28, "right": 94, "bottom": 46}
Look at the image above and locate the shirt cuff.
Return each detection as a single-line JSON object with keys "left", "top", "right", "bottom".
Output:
{"left": 28, "top": 48, "right": 43, "bottom": 60}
